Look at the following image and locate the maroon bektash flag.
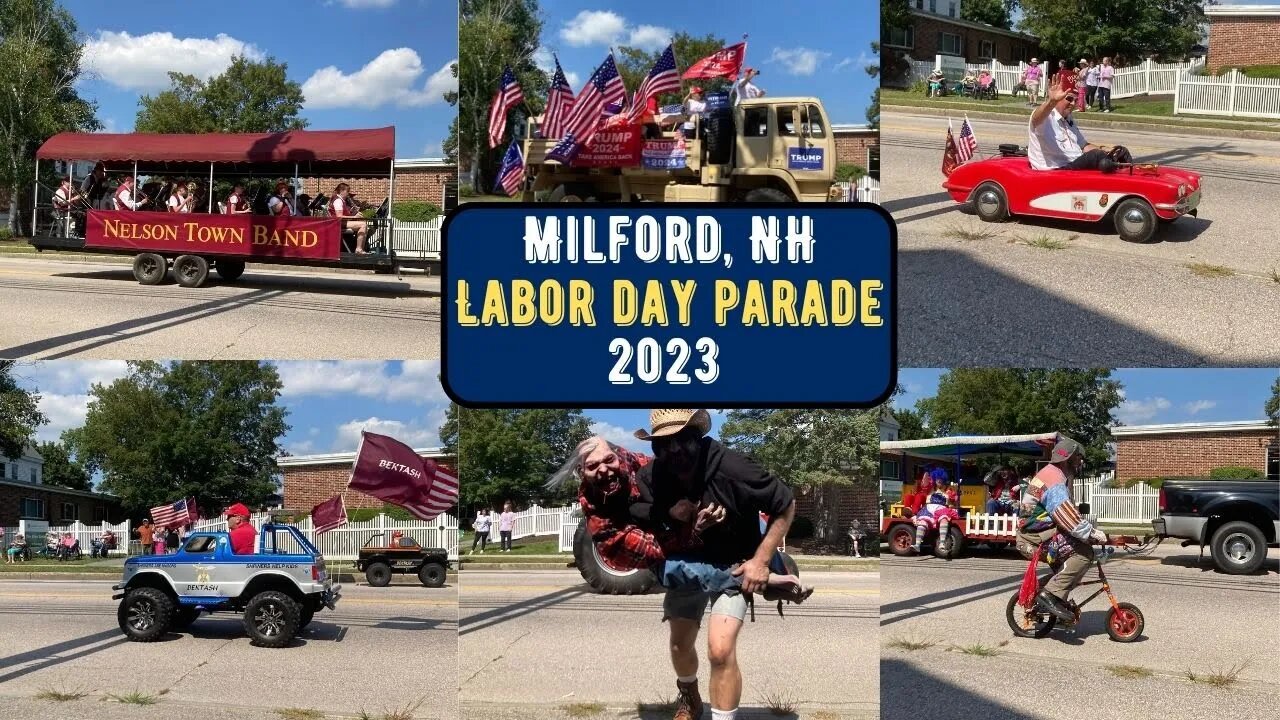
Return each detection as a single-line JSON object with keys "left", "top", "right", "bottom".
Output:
{"left": 347, "top": 432, "right": 458, "bottom": 521}
{"left": 312, "top": 495, "right": 348, "bottom": 534}
{"left": 682, "top": 42, "right": 746, "bottom": 80}
{"left": 942, "top": 120, "right": 960, "bottom": 177}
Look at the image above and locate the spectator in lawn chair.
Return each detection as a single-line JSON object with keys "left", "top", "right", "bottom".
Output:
{"left": 1015, "top": 438, "right": 1107, "bottom": 622}
{"left": 226, "top": 503, "right": 255, "bottom": 554}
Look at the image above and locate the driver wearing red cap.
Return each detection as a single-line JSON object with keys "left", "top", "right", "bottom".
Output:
{"left": 226, "top": 503, "right": 255, "bottom": 554}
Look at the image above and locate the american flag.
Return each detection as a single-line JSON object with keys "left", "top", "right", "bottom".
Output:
{"left": 628, "top": 44, "right": 681, "bottom": 122}
{"left": 957, "top": 117, "right": 978, "bottom": 162}
{"left": 487, "top": 66, "right": 524, "bottom": 149}
{"left": 494, "top": 139, "right": 525, "bottom": 197}
{"left": 542, "top": 56, "right": 574, "bottom": 139}
{"left": 150, "top": 498, "right": 197, "bottom": 528}
{"left": 403, "top": 459, "right": 459, "bottom": 521}
{"left": 558, "top": 53, "right": 626, "bottom": 155}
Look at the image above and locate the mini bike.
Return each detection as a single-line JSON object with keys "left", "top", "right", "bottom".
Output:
{"left": 1005, "top": 535, "right": 1149, "bottom": 642}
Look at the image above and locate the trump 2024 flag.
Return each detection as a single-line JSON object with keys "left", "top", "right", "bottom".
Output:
{"left": 312, "top": 495, "right": 348, "bottom": 535}
{"left": 348, "top": 432, "right": 459, "bottom": 521}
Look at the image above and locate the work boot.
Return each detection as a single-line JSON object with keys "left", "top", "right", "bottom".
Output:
{"left": 1036, "top": 589, "right": 1075, "bottom": 623}
{"left": 673, "top": 679, "right": 704, "bottom": 720}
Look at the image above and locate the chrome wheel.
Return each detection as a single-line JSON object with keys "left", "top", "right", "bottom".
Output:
{"left": 1117, "top": 208, "right": 1149, "bottom": 237}
{"left": 1223, "top": 532, "right": 1255, "bottom": 564}
{"left": 254, "top": 601, "right": 287, "bottom": 637}
{"left": 128, "top": 599, "right": 156, "bottom": 631}
{"left": 977, "top": 190, "right": 1001, "bottom": 216}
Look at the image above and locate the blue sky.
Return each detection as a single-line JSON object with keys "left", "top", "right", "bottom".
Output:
{"left": 894, "top": 368, "right": 1280, "bottom": 427}
{"left": 15, "top": 361, "right": 451, "bottom": 457}
{"left": 63, "top": 0, "right": 457, "bottom": 158}
{"left": 532, "top": 0, "right": 879, "bottom": 125}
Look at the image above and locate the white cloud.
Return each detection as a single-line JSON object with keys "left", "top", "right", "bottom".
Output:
{"left": 533, "top": 47, "right": 581, "bottom": 89}
{"left": 334, "top": 0, "right": 397, "bottom": 7}
{"left": 560, "top": 10, "right": 628, "bottom": 46}
{"left": 334, "top": 416, "right": 442, "bottom": 452}
{"left": 769, "top": 47, "right": 833, "bottom": 76}
{"left": 35, "top": 394, "right": 92, "bottom": 442}
{"left": 1184, "top": 400, "right": 1217, "bottom": 415}
{"left": 1116, "top": 396, "right": 1172, "bottom": 424}
{"left": 589, "top": 421, "right": 648, "bottom": 453}
{"left": 302, "top": 50, "right": 455, "bottom": 109}
{"left": 423, "top": 142, "right": 443, "bottom": 157}
{"left": 565, "top": 71, "right": 582, "bottom": 89}
{"left": 627, "top": 25, "right": 673, "bottom": 51}
{"left": 82, "top": 31, "right": 264, "bottom": 91}
{"left": 14, "top": 360, "right": 129, "bottom": 396}
{"left": 833, "top": 53, "right": 871, "bottom": 73}
{"left": 276, "top": 360, "right": 447, "bottom": 405}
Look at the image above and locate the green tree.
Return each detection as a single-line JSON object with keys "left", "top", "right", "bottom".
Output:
{"left": 65, "top": 361, "right": 289, "bottom": 517}
{"left": 617, "top": 32, "right": 731, "bottom": 105}
{"left": 1266, "top": 375, "right": 1279, "bottom": 426}
{"left": 0, "top": 0, "right": 98, "bottom": 235}
{"left": 456, "top": 0, "right": 546, "bottom": 194}
{"left": 35, "top": 439, "right": 89, "bottom": 490}
{"left": 0, "top": 361, "right": 47, "bottom": 459}
{"left": 135, "top": 56, "right": 307, "bottom": 134}
{"left": 1017, "top": 0, "right": 1208, "bottom": 63}
{"left": 720, "top": 409, "right": 881, "bottom": 543}
{"left": 447, "top": 406, "right": 592, "bottom": 510}
{"left": 963, "top": 0, "right": 1017, "bottom": 30}
{"left": 865, "top": 42, "right": 881, "bottom": 128}
{"left": 892, "top": 407, "right": 933, "bottom": 441}
{"left": 916, "top": 369, "right": 1123, "bottom": 470}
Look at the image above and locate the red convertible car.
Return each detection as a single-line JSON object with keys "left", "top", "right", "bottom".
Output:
{"left": 943, "top": 149, "right": 1202, "bottom": 243}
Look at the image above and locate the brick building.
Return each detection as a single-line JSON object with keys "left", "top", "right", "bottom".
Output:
{"left": 0, "top": 447, "right": 123, "bottom": 526}
{"left": 1206, "top": 4, "right": 1280, "bottom": 70}
{"left": 833, "top": 124, "right": 879, "bottom": 173}
{"left": 276, "top": 447, "right": 458, "bottom": 513}
{"left": 297, "top": 158, "right": 455, "bottom": 211}
{"left": 1112, "top": 421, "right": 1279, "bottom": 481}
{"left": 888, "top": 1, "right": 1040, "bottom": 66}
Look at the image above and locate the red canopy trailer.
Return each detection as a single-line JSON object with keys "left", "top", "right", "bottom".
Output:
{"left": 30, "top": 127, "right": 438, "bottom": 287}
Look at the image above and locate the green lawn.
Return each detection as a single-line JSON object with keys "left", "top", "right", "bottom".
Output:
{"left": 460, "top": 194, "right": 521, "bottom": 203}
{"left": 459, "top": 532, "right": 565, "bottom": 556}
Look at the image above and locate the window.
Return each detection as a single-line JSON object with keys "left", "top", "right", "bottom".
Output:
{"left": 885, "top": 26, "right": 914, "bottom": 49}
{"left": 1268, "top": 444, "right": 1278, "bottom": 481}
{"left": 939, "top": 32, "right": 963, "bottom": 56}
{"left": 880, "top": 459, "right": 900, "bottom": 484}
{"left": 743, "top": 107, "right": 769, "bottom": 137}
{"left": 803, "top": 105, "right": 826, "bottom": 137}
{"left": 777, "top": 106, "right": 800, "bottom": 136}
{"left": 93, "top": 505, "right": 105, "bottom": 522}
{"left": 184, "top": 536, "right": 217, "bottom": 553}
{"left": 980, "top": 40, "right": 995, "bottom": 60}
{"left": 20, "top": 498, "right": 44, "bottom": 519}
{"left": 949, "top": 1, "right": 957, "bottom": 17}
{"left": 1014, "top": 45, "right": 1029, "bottom": 63}
{"left": 30, "top": 467, "right": 39, "bottom": 484}
{"left": 7, "top": 463, "right": 15, "bottom": 480}
{"left": 916, "top": 0, "right": 923, "bottom": 9}
{"left": 61, "top": 502, "right": 78, "bottom": 521}
{"left": 929, "top": 0, "right": 937, "bottom": 12}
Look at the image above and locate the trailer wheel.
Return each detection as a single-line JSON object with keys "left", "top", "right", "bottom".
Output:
{"left": 172, "top": 255, "right": 210, "bottom": 288}
{"left": 132, "top": 254, "right": 167, "bottom": 285}
{"left": 418, "top": 561, "right": 447, "bottom": 588}
{"left": 573, "top": 523, "right": 656, "bottom": 594}
{"left": 887, "top": 524, "right": 916, "bottom": 556}
{"left": 215, "top": 259, "right": 245, "bottom": 281}
{"left": 934, "top": 525, "right": 965, "bottom": 559}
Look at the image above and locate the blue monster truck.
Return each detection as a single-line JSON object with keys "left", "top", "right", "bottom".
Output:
{"left": 112, "top": 523, "right": 340, "bottom": 648}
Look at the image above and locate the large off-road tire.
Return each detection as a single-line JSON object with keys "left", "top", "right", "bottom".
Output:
{"left": 704, "top": 110, "right": 735, "bottom": 165}
{"left": 132, "top": 253, "right": 167, "bottom": 285}
{"left": 1005, "top": 592, "right": 1056, "bottom": 639}
{"left": 573, "top": 523, "right": 656, "bottom": 595}
{"left": 172, "top": 606, "right": 200, "bottom": 629}
{"left": 1112, "top": 197, "right": 1157, "bottom": 243}
{"left": 418, "top": 561, "right": 447, "bottom": 588}
{"left": 1210, "top": 521, "right": 1267, "bottom": 575}
{"left": 242, "top": 591, "right": 301, "bottom": 648}
{"left": 972, "top": 182, "right": 1009, "bottom": 223}
{"left": 215, "top": 259, "right": 245, "bottom": 281}
{"left": 118, "top": 587, "right": 174, "bottom": 642}
{"left": 933, "top": 525, "right": 965, "bottom": 560}
{"left": 172, "top": 254, "right": 210, "bottom": 288}
{"left": 298, "top": 607, "right": 315, "bottom": 630}
{"left": 365, "top": 561, "right": 393, "bottom": 587}
{"left": 1106, "top": 602, "right": 1144, "bottom": 642}
{"left": 744, "top": 187, "right": 792, "bottom": 203}
{"left": 888, "top": 525, "right": 916, "bottom": 556}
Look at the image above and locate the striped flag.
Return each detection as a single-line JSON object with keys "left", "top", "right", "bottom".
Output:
{"left": 150, "top": 498, "right": 196, "bottom": 528}
{"left": 311, "top": 495, "right": 348, "bottom": 535}
{"left": 958, "top": 117, "right": 978, "bottom": 162}
{"left": 542, "top": 56, "right": 574, "bottom": 139}
{"left": 942, "top": 119, "right": 959, "bottom": 176}
{"left": 628, "top": 44, "right": 681, "bottom": 122}
{"left": 494, "top": 139, "right": 525, "bottom": 197}
{"left": 487, "top": 66, "right": 524, "bottom": 149}
{"left": 554, "top": 53, "right": 627, "bottom": 162}
{"left": 348, "top": 432, "right": 458, "bottom": 522}
{"left": 415, "top": 458, "right": 459, "bottom": 521}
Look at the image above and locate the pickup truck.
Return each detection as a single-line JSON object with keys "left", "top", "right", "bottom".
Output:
{"left": 1152, "top": 479, "right": 1279, "bottom": 574}
{"left": 355, "top": 532, "right": 450, "bottom": 587}
{"left": 112, "top": 523, "right": 340, "bottom": 647}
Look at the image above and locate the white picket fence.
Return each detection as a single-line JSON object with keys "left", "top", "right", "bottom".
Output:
{"left": 192, "top": 512, "right": 460, "bottom": 561}
{"left": 857, "top": 176, "right": 881, "bottom": 204}
{"left": 1175, "top": 69, "right": 1280, "bottom": 119}
{"left": 387, "top": 217, "right": 442, "bottom": 259}
{"left": 479, "top": 504, "right": 575, "bottom": 543}
{"left": 906, "top": 56, "right": 1202, "bottom": 100}
{"left": 2, "top": 520, "right": 132, "bottom": 558}
{"left": 1073, "top": 475, "right": 1159, "bottom": 524}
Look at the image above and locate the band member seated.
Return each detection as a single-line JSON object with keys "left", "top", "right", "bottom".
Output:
{"left": 267, "top": 182, "right": 294, "bottom": 216}
{"left": 52, "top": 178, "right": 83, "bottom": 214}
{"left": 112, "top": 175, "right": 146, "bottom": 211}
{"left": 80, "top": 162, "right": 109, "bottom": 209}
{"left": 225, "top": 182, "right": 252, "bottom": 214}
{"left": 328, "top": 182, "right": 368, "bottom": 253}
{"left": 167, "top": 180, "right": 195, "bottom": 213}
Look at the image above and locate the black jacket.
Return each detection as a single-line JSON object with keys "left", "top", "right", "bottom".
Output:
{"left": 643, "top": 438, "right": 794, "bottom": 565}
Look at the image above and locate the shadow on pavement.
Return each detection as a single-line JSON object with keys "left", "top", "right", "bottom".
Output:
{"left": 880, "top": 571, "right": 1021, "bottom": 626}
{"left": 54, "top": 269, "right": 440, "bottom": 299}
{"left": 898, "top": 247, "right": 1210, "bottom": 366}
{"left": 1159, "top": 554, "right": 1280, "bottom": 575}
{"left": 459, "top": 586, "right": 591, "bottom": 636}
{"left": 881, "top": 192, "right": 953, "bottom": 215}
{"left": 0, "top": 628, "right": 130, "bottom": 684}
{"left": 881, "top": 657, "right": 1041, "bottom": 720}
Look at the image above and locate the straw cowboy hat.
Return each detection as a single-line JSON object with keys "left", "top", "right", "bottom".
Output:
{"left": 634, "top": 409, "right": 712, "bottom": 441}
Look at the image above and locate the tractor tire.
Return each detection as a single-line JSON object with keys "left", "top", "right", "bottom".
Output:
{"left": 418, "top": 561, "right": 447, "bottom": 588}
{"left": 242, "top": 591, "right": 301, "bottom": 648}
{"left": 118, "top": 587, "right": 174, "bottom": 642}
{"left": 365, "top": 561, "right": 393, "bottom": 587}
{"left": 573, "top": 523, "right": 656, "bottom": 595}
{"left": 744, "top": 187, "right": 792, "bottom": 203}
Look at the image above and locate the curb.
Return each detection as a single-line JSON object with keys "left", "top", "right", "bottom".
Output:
{"left": 0, "top": 248, "right": 433, "bottom": 277}
{"left": 884, "top": 103, "right": 1280, "bottom": 141}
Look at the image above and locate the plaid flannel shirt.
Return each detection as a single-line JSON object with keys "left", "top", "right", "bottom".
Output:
{"left": 579, "top": 447, "right": 698, "bottom": 571}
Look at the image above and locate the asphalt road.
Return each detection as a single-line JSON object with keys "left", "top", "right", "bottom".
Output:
{"left": 0, "top": 579, "right": 458, "bottom": 719}
{"left": 459, "top": 569, "right": 879, "bottom": 720}
{"left": 882, "top": 110, "right": 1280, "bottom": 367}
{"left": 0, "top": 257, "right": 441, "bottom": 359}
{"left": 880, "top": 543, "right": 1280, "bottom": 720}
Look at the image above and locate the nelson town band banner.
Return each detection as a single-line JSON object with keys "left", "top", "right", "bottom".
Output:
{"left": 85, "top": 211, "right": 343, "bottom": 261}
